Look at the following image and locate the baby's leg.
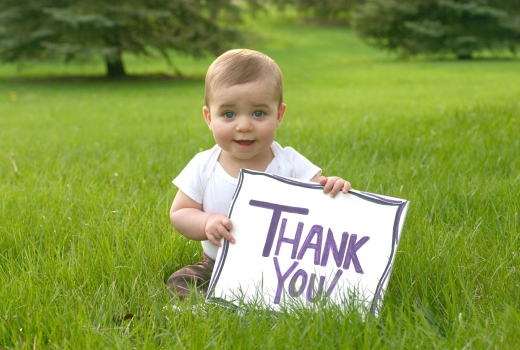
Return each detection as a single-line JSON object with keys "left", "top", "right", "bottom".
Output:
{"left": 167, "top": 253, "right": 215, "bottom": 300}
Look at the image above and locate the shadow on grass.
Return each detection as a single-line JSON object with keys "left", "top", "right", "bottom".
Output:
{"left": 4, "top": 73, "right": 206, "bottom": 85}
{"left": 399, "top": 54, "right": 520, "bottom": 63}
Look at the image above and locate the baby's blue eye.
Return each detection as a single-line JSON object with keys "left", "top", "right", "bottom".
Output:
{"left": 253, "top": 111, "right": 265, "bottom": 117}
{"left": 224, "top": 112, "right": 235, "bottom": 118}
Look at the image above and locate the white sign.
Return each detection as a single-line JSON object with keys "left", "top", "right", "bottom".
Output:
{"left": 207, "top": 169, "right": 409, "bottom": 313}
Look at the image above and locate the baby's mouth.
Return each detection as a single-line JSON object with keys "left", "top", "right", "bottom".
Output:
{"left": 235, "top": 140, "right": 254, "bottom": 146}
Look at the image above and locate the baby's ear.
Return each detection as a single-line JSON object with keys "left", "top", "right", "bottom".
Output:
{"left": 277, "top": 103, "right": 286, "bottom": 126}
{"left": 203, "top": 106, "right": 212, "bottom": 129}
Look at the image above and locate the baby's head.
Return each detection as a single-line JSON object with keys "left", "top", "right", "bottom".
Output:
{"left": 204, "top": 49, "right": 284, "bottom": 108}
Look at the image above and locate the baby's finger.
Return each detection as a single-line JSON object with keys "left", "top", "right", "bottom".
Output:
{"left": 329, "top": 180, "right": 345, "bottom": 198}
{"left": 342, "top": 181, "right": 352, "bottom": 193}
{"left": 318, "top": 176, "right": 328, "bottom": 185}
{"left": 322, "top": 177, "right": 336, "bottom": 194}
{"left": 207, "top": 233, "right": 222, "bottom": 247}
{"left": 217, "top": 225, "right": 235, "bottom": 244}
{"left": 222, "top": 217, "right": 233, "bottom": 231}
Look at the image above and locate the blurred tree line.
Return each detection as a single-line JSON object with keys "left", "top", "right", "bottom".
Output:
{"left": 0, "top": 0, "right": 257, "bottom": 77}
{"left": 271, "top": 0, "right": 364, "bottom": 23}
{"left": 353, "top": 0, "right": 520, "bottom": 59}
{"left": 1, "top": 0, "right": 518, "bottom": 77}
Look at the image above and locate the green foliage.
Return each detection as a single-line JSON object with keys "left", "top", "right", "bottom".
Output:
{"left": 0, "top": 0, "right": 243, "bottom": 77}
{"left": 271, "top": 0, "right": 364, "bottom": 22}
{"left": 353, "top": 0, "right": 520, "bottom": 58}
{"left": 198, "top": 0, "right": 266, "bottom": 20}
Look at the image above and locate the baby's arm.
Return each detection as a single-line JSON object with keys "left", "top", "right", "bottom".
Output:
{"left": 311, "top": 175, "right": 352, "bottom": 198}
{"left": 170, "top": 190, "right": 235, "bottom": 247}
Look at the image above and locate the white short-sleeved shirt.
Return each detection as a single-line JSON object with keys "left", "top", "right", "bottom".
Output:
{"left": 173, "top": 141, "right": 321, "bottom": 259}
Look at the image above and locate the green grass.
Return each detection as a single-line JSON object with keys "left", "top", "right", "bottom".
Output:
{"left": 1, "top": 14, "right": 520, "bottom": 349}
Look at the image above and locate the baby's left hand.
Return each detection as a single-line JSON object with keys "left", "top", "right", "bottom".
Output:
{"left": 318, "top": 176, "right": 352, "bottom": 198}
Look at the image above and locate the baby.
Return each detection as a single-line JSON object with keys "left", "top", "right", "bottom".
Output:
{"left": 167, "top": 49, "right": 351, "bottom": 299}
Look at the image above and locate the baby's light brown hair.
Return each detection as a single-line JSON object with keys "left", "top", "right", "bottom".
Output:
{"left": 204, "top": 49, "right": 284, "bottom": 107}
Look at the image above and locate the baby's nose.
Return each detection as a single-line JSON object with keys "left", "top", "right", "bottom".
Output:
{"left": 236, "top": 116, "right": 253, "bottom": 132}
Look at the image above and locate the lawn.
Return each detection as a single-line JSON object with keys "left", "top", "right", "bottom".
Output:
{"left": 1, "top": 13, "right": 519, "bottom": 349}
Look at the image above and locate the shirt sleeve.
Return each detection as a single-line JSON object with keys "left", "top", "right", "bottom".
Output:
{"left": 172, "top": 153, "right": 206, "bottom": 204}
{"left": 291, "top": 148, "right": 322, "bottom": 180}
{"left": 278, "top": 145, "right": 322, "bottom": 180}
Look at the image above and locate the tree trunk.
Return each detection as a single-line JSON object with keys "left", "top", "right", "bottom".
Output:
{"left": 457, "top": 50, "right": 472, "bottom": 60}
{"left": 106, "top": 52, "right": 126, "bottom": 78}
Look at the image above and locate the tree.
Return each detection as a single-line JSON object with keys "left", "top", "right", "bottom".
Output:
{"left": 271, "top": 0, "right": 364, "bottom": 23}
{"left": 353, "top": 0, "right": 520, "bottom": 59}
{"left": 196, "top": 0, "right": 261, "bottom": 21}
{"left": 0, "top": 0, "right": 243, "bottom": 77}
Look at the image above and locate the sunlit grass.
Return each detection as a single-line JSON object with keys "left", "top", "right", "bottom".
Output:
{"left": 1, "top": 12, "right": 519, "bottom": 349}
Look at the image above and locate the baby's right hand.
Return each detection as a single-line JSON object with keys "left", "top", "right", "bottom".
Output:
{"left": 205, "top": 214, "right": 235, "bottom": 247}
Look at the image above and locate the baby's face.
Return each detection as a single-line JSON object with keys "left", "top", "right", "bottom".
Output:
{"left": 203, "top": 77, "right": 286, "bottom": 168}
